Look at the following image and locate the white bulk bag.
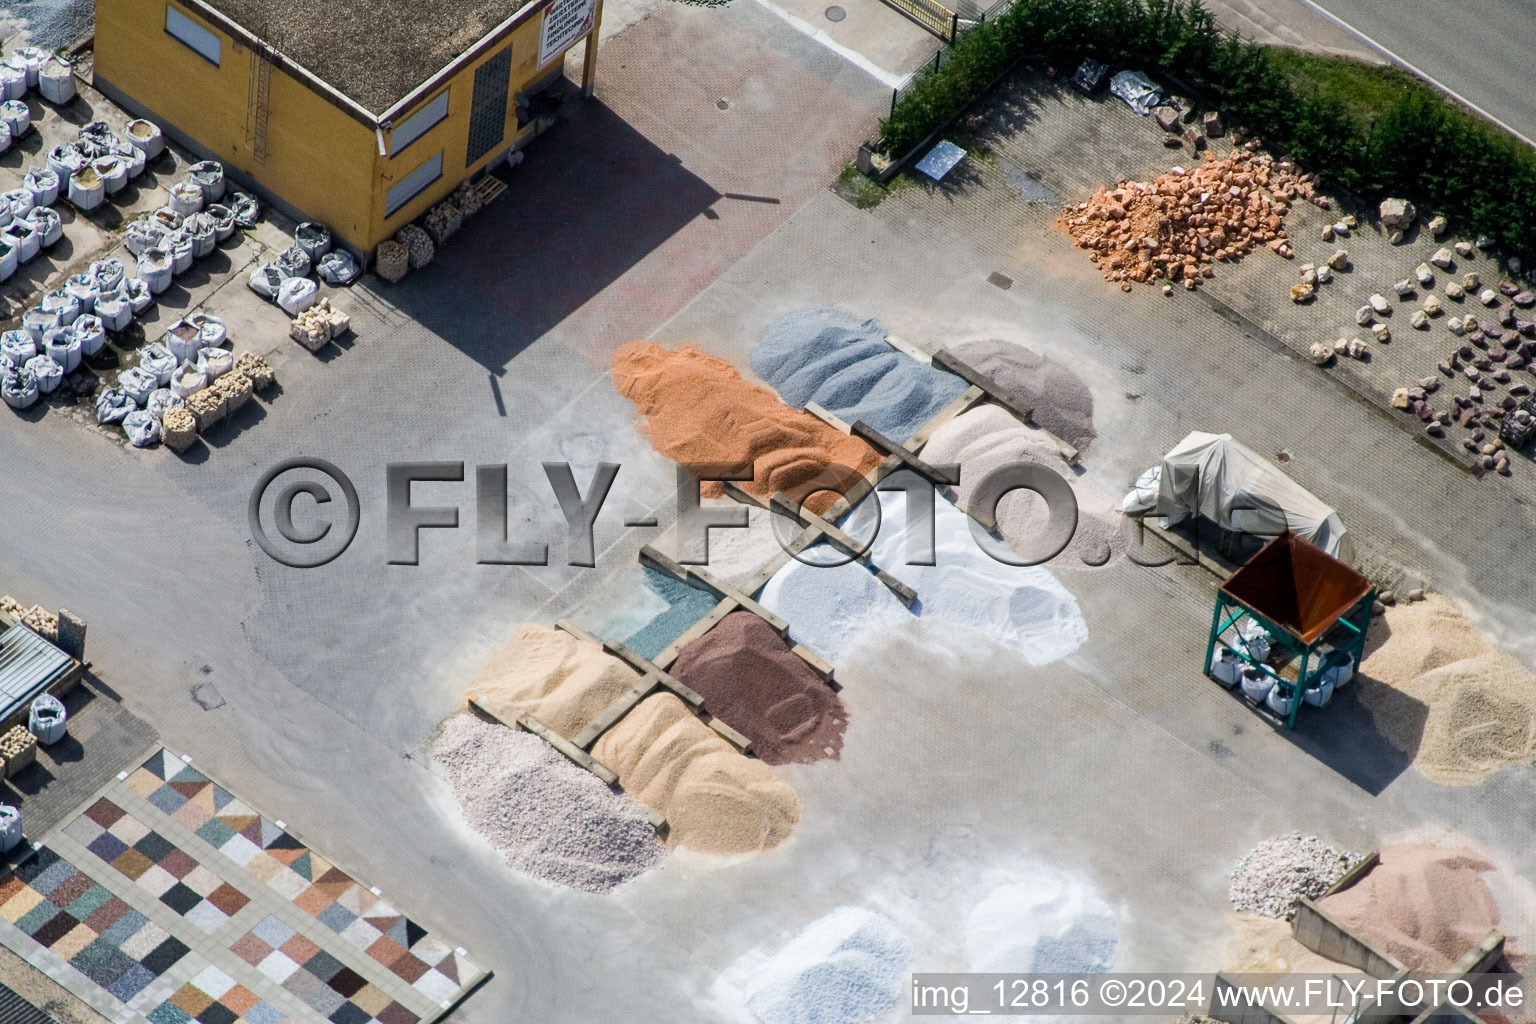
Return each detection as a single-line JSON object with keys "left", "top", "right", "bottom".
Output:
{"left": 37, "top": 59, "right": 75, "bottom": 104}
{"left": 196, "top": 346, "right": 233, "bottom": 381}
{"left": 123, "top": 278, "right": 154, "bottom": 314}
{"left": 40, "top": 289, "right": 80, "bottom": 326}
{"left": 24, "top": 208, "right": 60, "bottom": 248}
{"left": 94, "top": 386, "right": 134, "bottom": 422}
{"left": 123, "top": 410, "right": 161, "bottom": 447}
{"left": 0, "top": 329, "right": 34, "bottom": 365}
{"left": 170, "top": 362, "right": 206, "bottom": 399}
{"left": 117, "top": 366, "right": 157, "bottom": 405}
{"left": 23, "top": 167, "right": 58, "bottom": 207}
{"left": 1, "top": 366, "right": 37, "bottom": 409}
{"left": 64, "top": 272, "right": 99, "bottom": 314}
{"left": 139, "top": 342, "right": 177, "bottom": 385}
{"left": 43, "top": 328, "right": 79, "bottom": 373}
{"left": 277, "top": 276, "right": 318, "bottom": 315}
{"left": 95, "top": 293, "right": 132, "bottom": 333}
{"left": 126, "top": 118, "right": 164, "bottom": 160}
{"left": 27, "top": 694, "right": 66, "bottom": 744}
{"left": 71, "top": 315, "right": 106, "bottom": 358}
{"left": 27, "top": 354, "right": 62, "bottom": 394}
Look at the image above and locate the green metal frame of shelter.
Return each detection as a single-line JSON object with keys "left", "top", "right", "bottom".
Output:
{"left": 1203, "top": 531, "right": 1376, "bottom": 730}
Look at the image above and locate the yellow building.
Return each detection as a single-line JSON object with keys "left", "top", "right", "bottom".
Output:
{"left": 93, "top": 0, "right": 602, "bottom": 251}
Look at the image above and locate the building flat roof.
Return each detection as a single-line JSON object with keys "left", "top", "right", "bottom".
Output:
{"left": 195, "top": 0, "right": 528, "bottom": 116}
{"left": 0, "top": 623, "right": 71, "bottom": 722}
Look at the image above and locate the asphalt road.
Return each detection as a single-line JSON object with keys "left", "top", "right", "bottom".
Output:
{"left": 1305, "top": 0, "right": 1536, "bottom": 143}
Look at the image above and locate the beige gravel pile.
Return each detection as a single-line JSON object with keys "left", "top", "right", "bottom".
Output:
{"left": 397, "top": 224, "right": 434, "bottom": 269}
{"left": 1360, "top": 595, "right": 1536, "bottom": 786}
{"left": 1317, "top": 844, "right": 1500, "bottom": 972}
{"left": 1062, "top": 149, "right": 1315, "bottom": 289}
{"left": 1, "top": 596, "right": 56, "bottom": 638}
{"left": 162, "top": 408, "right": 197, "bottom": 451}
{"left": 922, "top": 405, "right": 1125, "bottom": 570}
{"left": 593, "top": 694, "right": 801, "bottom": 854}
{"left": 466, "top": 623, "right": 641, "bottom": 742}
{"left": 375, "top": 240, "right": 408, "bottom": 283}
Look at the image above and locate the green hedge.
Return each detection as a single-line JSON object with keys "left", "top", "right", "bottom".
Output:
{"left": 879, "top": 0, "right": 1536, "bottom": 252}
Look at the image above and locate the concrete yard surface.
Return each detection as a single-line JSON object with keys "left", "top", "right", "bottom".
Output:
{"left": 0, "top": 2, "right": 1533, "bottom": 1023}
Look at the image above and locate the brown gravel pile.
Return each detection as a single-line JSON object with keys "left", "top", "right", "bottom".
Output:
{"left": 1062, "top": 149, "right": 1316, "bottom": 289}
{"left": 671, "top": 611, "right": 847, "bottom": 765}
{"left": 1360, "top": 595, "right": 1536, "bottom": 786}
{"left": 593, "top": 694, "right": 801, "bottom": 854}
{"left": 1318, "top": 844, "right": 1500, "bottom": 971}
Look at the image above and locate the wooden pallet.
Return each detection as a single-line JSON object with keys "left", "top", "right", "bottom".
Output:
{"left": 471, "top": 174, "right": 507, "bottom": 205}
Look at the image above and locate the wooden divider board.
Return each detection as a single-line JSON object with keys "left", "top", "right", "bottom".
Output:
{"left": 600, "top": 638, "right": 704, "bottom": 708}
{"left": 472, "top": 688, "right": 670, "bottom": 833}
{"left": 766, "top": 493, "right": 916, "bottom": 607}
{"left": 930, "top": 347, "right": 1080, "bottom": 463}
{"left": 553, "top": 613, "right": 754, "bottom": 757}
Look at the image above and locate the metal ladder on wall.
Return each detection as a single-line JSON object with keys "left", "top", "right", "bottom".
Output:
{"left": 245, "top": 33, "right": 275, "bottom": 165}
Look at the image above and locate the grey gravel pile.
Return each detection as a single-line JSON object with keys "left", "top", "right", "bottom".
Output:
{"left": 1229, "top": 833, "right": 1356, "bottom": 919}
{"left": 433, "top": 713, "right": 664, "bottom": 893}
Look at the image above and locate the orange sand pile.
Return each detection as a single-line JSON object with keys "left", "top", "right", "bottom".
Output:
{"left": 1359, "top": 594, "right": 1536, "bottom": 786}
{"left": 1062, "top": 149, "right": 1315, "bottom": 288}
{"left": 593, "top": 693, "right": 801, "bottom": 853}
{"left": 613, "top": 342, "right": 881, "bottom": 515}
{"left": 466, "top": 623, "right": 641, "bottom": 742}
{"left": 1318, "top": 844, "right": 1501, "bottom": 972}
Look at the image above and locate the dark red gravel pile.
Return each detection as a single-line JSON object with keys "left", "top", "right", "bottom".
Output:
{"left": 671, "top": 611, "right": 848, "bottom": 765}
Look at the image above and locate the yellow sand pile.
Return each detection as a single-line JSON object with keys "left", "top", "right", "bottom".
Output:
{"left": 593, "top": 694, "right": 801, "bottom": 854}
{"left": 466, "top": 623, "right": 641, "bottom": 742}
{"left": 1359, "top": 595, "right": 1536, "bottom": 787}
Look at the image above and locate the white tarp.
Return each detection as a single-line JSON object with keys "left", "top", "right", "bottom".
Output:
{"left": 1122, "top": 431, "right": 1352, "bottom": 561}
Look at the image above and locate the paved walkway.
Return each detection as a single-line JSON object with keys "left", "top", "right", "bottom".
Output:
{"left": 0, "top": 748, "right": 483, "bottom": 1024}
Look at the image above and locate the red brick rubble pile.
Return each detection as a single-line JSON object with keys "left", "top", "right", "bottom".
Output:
{"left": 1062, "top": 149, "right": 1321, "bottom": 290}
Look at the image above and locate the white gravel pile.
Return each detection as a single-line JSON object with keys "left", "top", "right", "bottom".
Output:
{"left": 1229, "top": 833, "right": 1356, "bottom": 919}
{"left": 433, "top": 712, "right": 664, "bottom": 893}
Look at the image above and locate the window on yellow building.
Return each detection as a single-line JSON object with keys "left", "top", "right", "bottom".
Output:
{"left": 466, "top": 48, "right": 513, "bottom": 165}
{"left": 165, "top": 6, "right": 221, "bottom": 66}
{"left": 389, "top": 90, "right": 450, "bottom": 157}
{"left": 385, "top": 150, "right": 443, "bottom": 217}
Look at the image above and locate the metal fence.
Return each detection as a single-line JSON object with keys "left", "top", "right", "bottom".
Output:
{"left": 886, "top": 0, "right": 1021, "bottom": 119}
{"left": 878, "top": 0, "right": 959, "bottom": 42}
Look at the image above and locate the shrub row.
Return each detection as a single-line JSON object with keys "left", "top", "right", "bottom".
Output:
{"left": 879, "top": 0, "right": 1536, "bottom": 252}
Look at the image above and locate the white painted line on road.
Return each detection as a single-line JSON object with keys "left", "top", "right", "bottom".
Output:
{"left": 1298, "top": 0, "right": 1536, "bottom": 147}
{"left": 750, "top": 0, "right": 908, "bottom": 89}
